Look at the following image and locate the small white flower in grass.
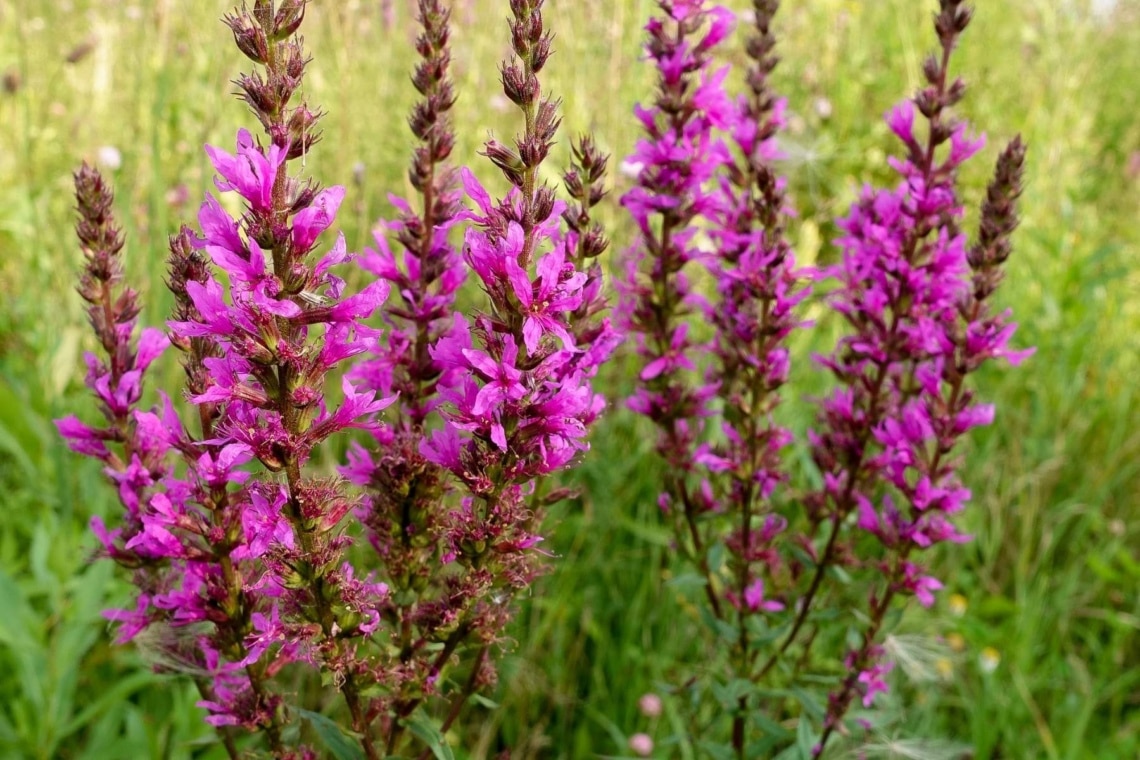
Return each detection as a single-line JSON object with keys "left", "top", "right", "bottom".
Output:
{"left": 96, "top": 146, "right": 122, "bottom": 171}
{"left": 489, "top": 93, "right": 511, "bottom": 113}
{"left": 1091, "top": 0, "right": 1119, "bottom": 22}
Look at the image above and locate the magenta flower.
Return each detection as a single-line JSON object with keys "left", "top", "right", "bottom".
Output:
{"left": 640, "top": 324, "right": 697, "bottom": 381}
{"left": 856, "top": 659, "right": 893, "bottom": 708}
{"left": 505, "top": 242, "right": 585, "bottom": 355}
{"left": 203, "top": 128, "right": 285, "bottom": 213}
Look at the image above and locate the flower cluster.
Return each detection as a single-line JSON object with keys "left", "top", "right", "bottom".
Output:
{"left": 419, "top": 0, "right": 618, "bottom": 650}
{"left": 617, "top": 0, "right": 735, "bottom": 495}
{"left": 697, "top": 0, "right": 808, "bottom": 626}
{"left": 807, "top": 3, "right": 1030, "bottom": 743}
{"left": 344, "top": 0, "right": 615, "bottom": 746}
{"left": 338, "top": 0, "right": 476, "bottom": 730}
{"left": 60, "top": 1, "right": 617, "bottom": 757}
{"left": 55, "top": 0, "right": 1027, "bottom": 756}
{"left": 63, "top": 3, "right": 395, "bottom": 756}
{"left": 57, "top": 166, "right": 171, "bottom": 551}
{"left": 350, "top": 0, "right": 465, "bottom": 426}
{"left": 618, "top": 0, "right": 1028, "bottom": 755}
{"left": 617, "top": 0, "right": 813, "bottom": 750}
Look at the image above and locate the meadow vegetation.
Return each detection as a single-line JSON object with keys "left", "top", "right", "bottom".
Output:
{"left": 0, "top": 0, "right": 1136, "bottom": 757}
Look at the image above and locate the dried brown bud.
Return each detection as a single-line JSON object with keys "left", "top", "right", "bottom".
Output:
{"left": 285, "top": 105, "right": 323, "bottom": 160}
{"left": 534, "top": 97, "right": 561, "bottom": 143}
{"left": 517, "top": 136, "right": 548, "bottom": 169}
{"left": 484, "top": 140, "right": 525, "bottom": 188}
{"left": 531, "top": 33, "right": 552, "bottom": 72}
{"left": 252, "top": 0, "right": 274, "bottom": 31}
{"left": 922, "top": 53, "right": 941, "bottom": 86}
{"left": 914, "top": 88, "right": 940, "bottom": 119}
{"left": 274, "top": 0, "right": 307, "bottom": 40}
{"left": 235, "top": 71, "right": 275, "bottom": 116}
{"left": 224, "top": 10, "right": 269, "bottom": 64}
{"left": 1, "top": 68, "right": 20, "bottom": 94}
{"left": 968, "top": 135, "right": 1026, "bottom": 300}
{"left": 945, "top": 77, "right": 967, "bottom": 107}
{"left": 563, "top": 169, "right": 583, "bottom": 198}
{"left": 74, "top": 164, "right": 125, "bottom": 265}
{"left": 532, "top": 187, "right": 556, "bottom": 224}
{"left": 501, "top": 63, "right": 534, "bottom": 105}
{"left": 66, "top": 38, "right": 97, "bottom": 65}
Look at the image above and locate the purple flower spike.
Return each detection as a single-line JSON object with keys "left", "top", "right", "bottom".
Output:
{"left": 808, "top": 2, "right": 1031, "bottom": 750}
{"left": 619, "top": 0, "right": 808, "bottom": 700}
{"left": 61, "top": 7, "right": 401, "bottom": 755}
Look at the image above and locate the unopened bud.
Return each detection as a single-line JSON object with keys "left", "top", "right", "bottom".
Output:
{"left": 274, "top": 0, "right": 307, "bottom": 40}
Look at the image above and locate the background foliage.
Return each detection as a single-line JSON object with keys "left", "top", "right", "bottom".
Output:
{"left": 0, "top": 0, "right": 1136, "bottom": 757}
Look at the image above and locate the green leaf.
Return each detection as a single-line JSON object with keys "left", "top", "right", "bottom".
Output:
{"left": 796, "top": 716, "right": 817, "bottom": 759}
{"left": 698, "top": 604, "right": 737, "bottom": 642}
{"left": 791, "top": 687, "right": 826, "bottom": 722}
{"left": 751, "top": 707, "right": 793, "bottom": 740}
{"left": 710, "top": 678, "right": 754, "bottom": 710}
{"left": 58, "top": 671, "right": 154, "bottom": 742}
{"left": 469, "top": 693, "right": 499, "bottom": 710}
{"left": 0, "top": 377, "right": 45, "bottom": 480}
{"left": 707, "top": 541, "right": 727, "bottom": 574}
{"left": 1116, "top": 547, "right": 1140, "bottom": 578}
{"left": 826, "top": 564, "right": 852, "bottom": 585}
{"left": 295, "top": 708, "right": 366, "bottom": 760}
{"left": 619, "top": 516, "right": 674, "bottom": 547}
{"left": 404, "top": 711, "right": 455, "bottom": 760}
{"left": 664, "top": 572, "right": 708, "bottom": 592}
{"left": 772, "top": 743, "right": 801, "bottom": 760}
{"left": 977, "top": 594, "right": 1017, "bottom": 618}
{"left": 696, "top": 739, "right": 735, "bottom": 760}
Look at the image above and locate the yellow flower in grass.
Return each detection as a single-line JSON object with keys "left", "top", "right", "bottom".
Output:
{"left": 945, "top": 632, "right": 966, "bottom": 653}
{"left": 948, "top": 593, "right": 968, "bottom": 618}
{"left": 979, "top": 647, "right": 1001, "bottom": 674}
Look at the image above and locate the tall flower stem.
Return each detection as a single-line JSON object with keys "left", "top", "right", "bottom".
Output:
{"left": 414, "top": 0, "right": 617, "bottom": 749}
{"left": 233, "top": 7, "right": 380, "bottom": 754}
{"left": 698, "top": 2, "right": 808, "bottom": 753}
{"left": 805, "top": 0, "right": 1031, "bottom": 746}
{"left": 344, "top": 3, "right": 466, "bottom": 738}
{"left": 617, "top": 0, "right": 738, "bottom": 621}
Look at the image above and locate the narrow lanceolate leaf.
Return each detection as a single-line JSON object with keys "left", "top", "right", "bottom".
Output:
{"left": 296, "top": 708, "right": 366, "bottom": 760}
{"left": 404, "top": 711, "right": 456, "bottom": 760}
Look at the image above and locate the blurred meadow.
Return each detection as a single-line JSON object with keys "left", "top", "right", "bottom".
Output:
{"left": 1, "top": 0, "right": 1138, "bottom": 757}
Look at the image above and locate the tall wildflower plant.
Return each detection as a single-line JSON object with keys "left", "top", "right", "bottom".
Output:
{"left": 58, "top": 0, "right": 613, "bottom": 757}
{"left": 61, "top": 1, "right": 395, "bottom": 755}
{"left": 341, "top": 0, "right": 477, "bottom": 744}
{"left": 619, "top": 0, "right": 1028, "bottom": 756}
{"left": 343, "top": 0, "right": 616, "bottom": 749}
{"left": 408, "top": 0, "right": 618, "bottom": 726}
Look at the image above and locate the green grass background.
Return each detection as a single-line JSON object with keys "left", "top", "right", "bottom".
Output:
{"left": 0, "top": 0, "right": 1137, "bottom": 757}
